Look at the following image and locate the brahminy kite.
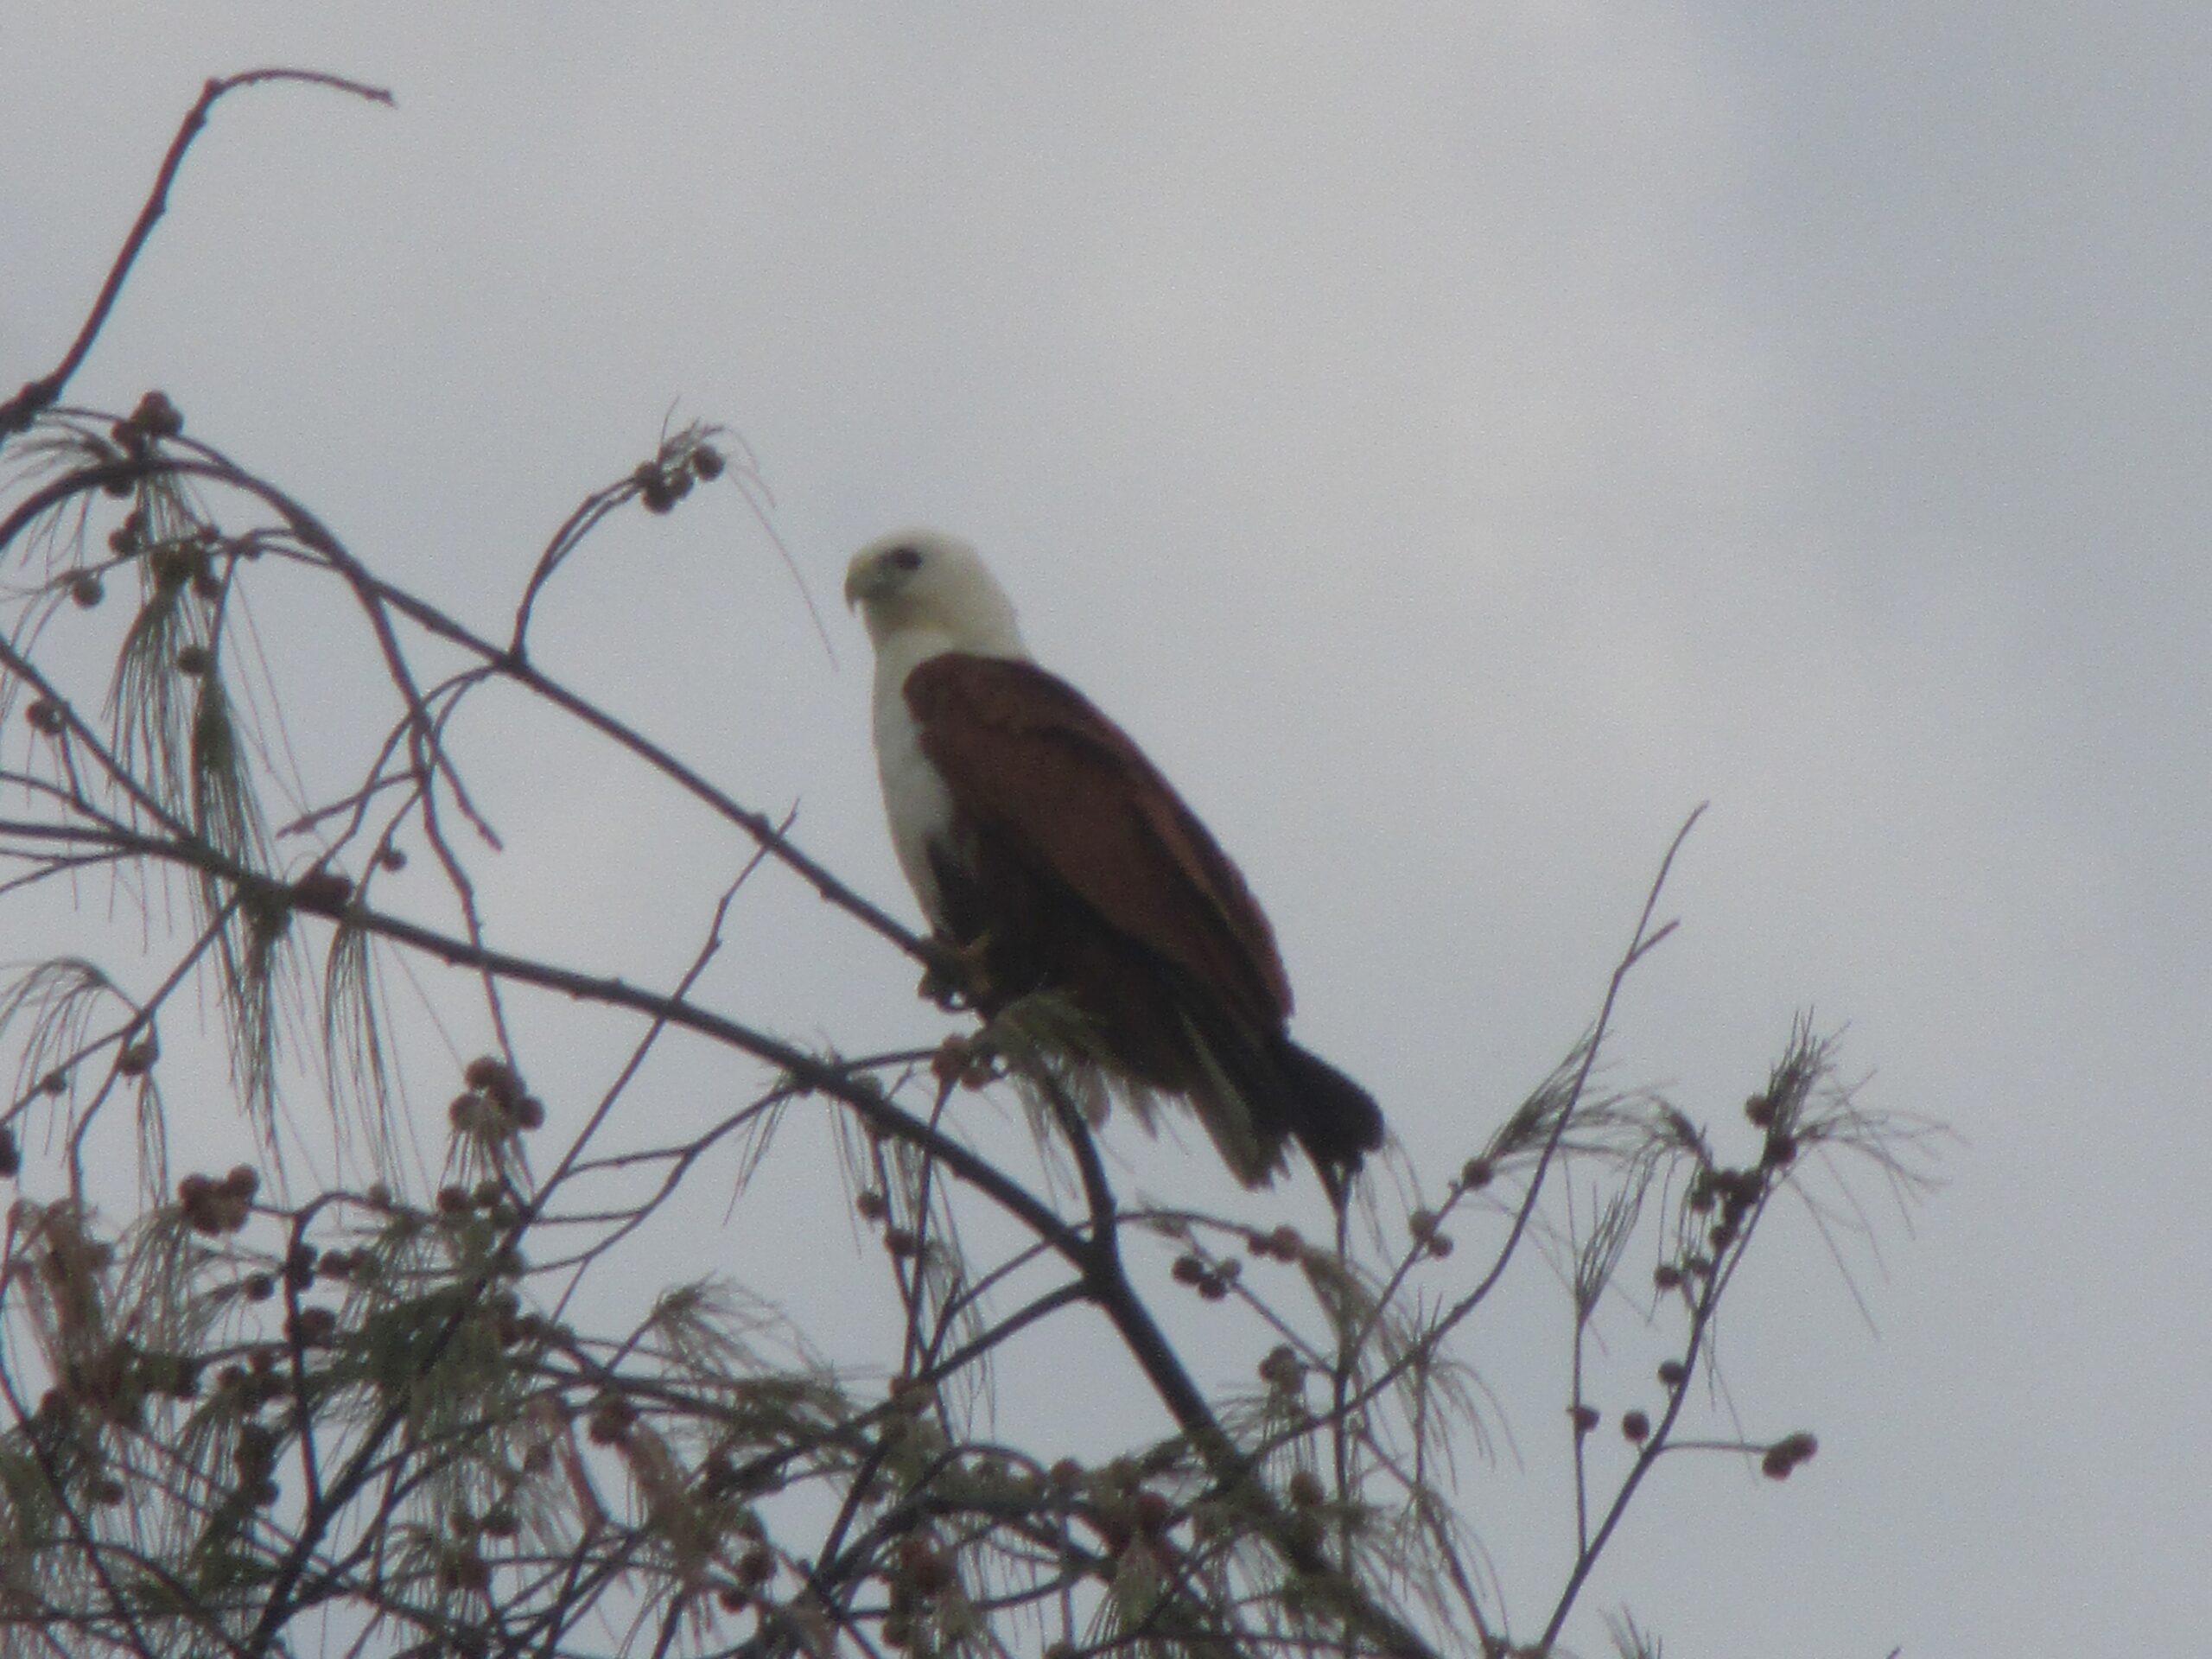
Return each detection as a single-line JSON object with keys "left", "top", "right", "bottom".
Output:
{"left": 845, "top": 530, "right": 1384, "bottom": 1205}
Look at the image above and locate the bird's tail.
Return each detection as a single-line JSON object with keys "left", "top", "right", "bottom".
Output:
{"left": 1171, "top": 982, "right": 1388, "bottom": 1205}
{"left": 1274, "top": 1039, "right": 1386, "bottom": 1211}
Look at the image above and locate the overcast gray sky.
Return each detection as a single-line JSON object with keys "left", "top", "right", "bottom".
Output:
{"left": 5, "top": 7, "right": 2207, "bottom": 1655}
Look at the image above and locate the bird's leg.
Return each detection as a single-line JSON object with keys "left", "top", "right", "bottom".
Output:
{"left": 917, "top": 930, "right": 997, "bottom": 1012}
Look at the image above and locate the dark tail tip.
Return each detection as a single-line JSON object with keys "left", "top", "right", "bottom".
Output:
{"left": 1277, "top": 1039, "right": 1385, "bottom": 1208}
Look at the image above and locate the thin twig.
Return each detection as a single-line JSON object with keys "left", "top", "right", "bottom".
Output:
{"left": 0, "top": 70, "right": 393, "bottom": 445}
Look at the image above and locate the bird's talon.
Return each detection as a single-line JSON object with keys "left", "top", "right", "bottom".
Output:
{"left": 918, "top": 931, "right": 994, "bottom": 1011}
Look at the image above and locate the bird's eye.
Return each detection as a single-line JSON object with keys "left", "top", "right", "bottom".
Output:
{"left": 888, "top": 545, "right": 924, "bottom": 573}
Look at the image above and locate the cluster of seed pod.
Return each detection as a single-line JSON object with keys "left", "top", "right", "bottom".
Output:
{"left": 108, "top": 390, "right": 183, "bottom": 460}
{"left": 212, "top": 1344, "right": 291, "bottom": 1416}
{"left": 1169, "top": 1249, "right": 1239, "bottom": 1301}
{"left": 178, "top": 1164, "right": 258, "bottom": 1236}
{"left": 634, "top": 439, "right": 724, "bottom": 514}
{"left": 1243, "top": 1222, "right": 1306, "bottom": 1262}
{"left": 1760, "top": 1431, "right": 1819, "bottom": 1479}
{"left": 448, "top": 1055, "right": 546, "bottom": 1141}
{"left": 1407, "top": 1206, "right": 1455, "bottom": 1259}
{"left": 853, "top": 1186, "right": 928, "bottom": 1262}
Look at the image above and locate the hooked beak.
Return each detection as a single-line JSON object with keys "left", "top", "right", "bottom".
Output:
{"left": 842, "top": 556, "right": 874, "bottom": 612}
{"left": 842, "top": 551, "right": 898, "bottom": 612}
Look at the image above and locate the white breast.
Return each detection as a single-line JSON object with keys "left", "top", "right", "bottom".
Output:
{"left": 871, "top": 639, "right": 960, "bottom": 930}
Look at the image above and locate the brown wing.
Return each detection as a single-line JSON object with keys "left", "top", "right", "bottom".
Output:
{"left": 903, "top": 654, "right": 1293, "bottom": 1032}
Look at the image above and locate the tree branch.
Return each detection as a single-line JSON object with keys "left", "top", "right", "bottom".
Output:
{"left": 0, "top": 70, "right": 392, "bottom": 445}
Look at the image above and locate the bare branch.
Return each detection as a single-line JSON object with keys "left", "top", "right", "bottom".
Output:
{"left": 0, "top": 70, "right": 393, "bottom": 445}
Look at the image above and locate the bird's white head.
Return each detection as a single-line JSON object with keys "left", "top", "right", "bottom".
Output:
{"left": 843, "top": 530, "right": 1030, "bottom": 663}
